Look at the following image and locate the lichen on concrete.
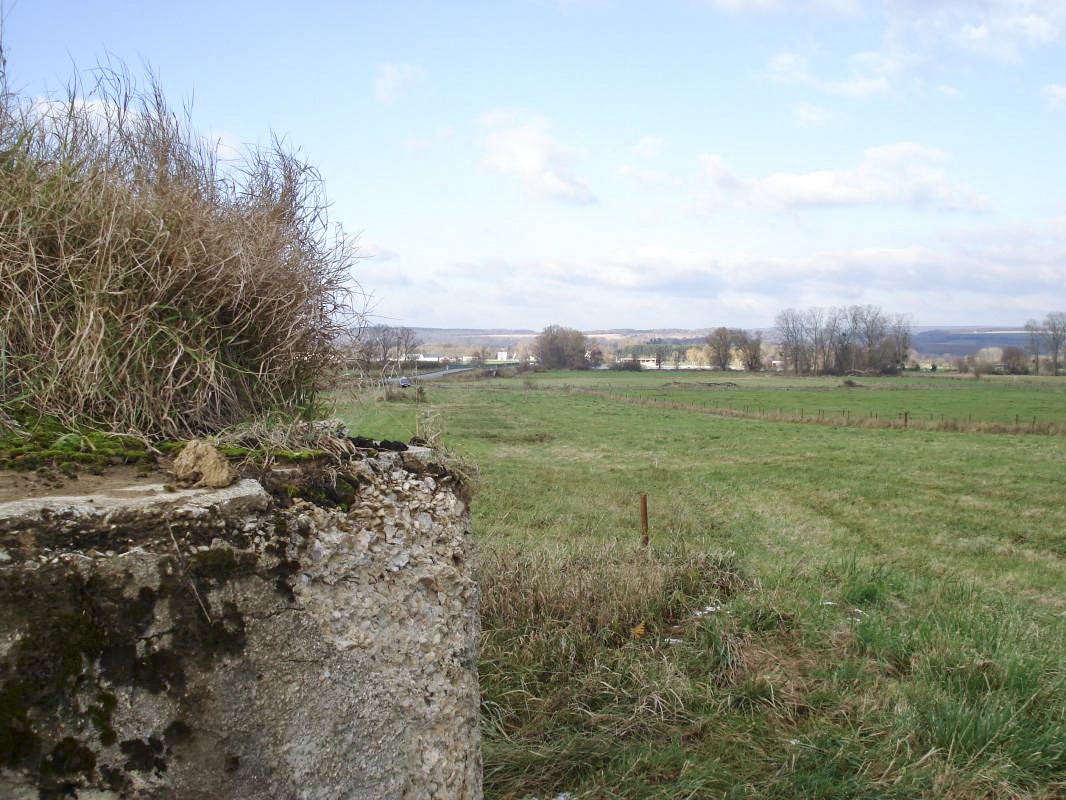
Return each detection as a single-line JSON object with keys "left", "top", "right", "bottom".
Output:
{"left": 0, "top": 448, "right": 480, "bottom": 799}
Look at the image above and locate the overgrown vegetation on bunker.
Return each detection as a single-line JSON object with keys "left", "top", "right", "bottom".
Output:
{"left": 0, "top": 41, "right": 360, "bottom": 441}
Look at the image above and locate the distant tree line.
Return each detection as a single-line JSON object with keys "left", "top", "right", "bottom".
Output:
{"left": 775, "top": 305, "right": 911, "bottom": 375}
{"left": 529, "top": 309, "right": 1066, "bottom": 375}
{"left": 348, "top": 324, "right": 421, "bottom": 378}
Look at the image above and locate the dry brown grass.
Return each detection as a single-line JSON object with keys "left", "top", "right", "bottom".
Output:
{"left": 0, "top": 52, "right": 359, "bottom": 437}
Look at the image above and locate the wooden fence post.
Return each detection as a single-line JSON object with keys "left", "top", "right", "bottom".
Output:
{"left": 640, "top": 494, "right": 649, "bottom": 548}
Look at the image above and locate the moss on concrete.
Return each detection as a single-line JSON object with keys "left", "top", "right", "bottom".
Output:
{"left": 0, "top": 541, "right": 293, "bottom": 795}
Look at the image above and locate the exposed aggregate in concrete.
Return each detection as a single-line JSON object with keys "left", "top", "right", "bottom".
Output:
{"left": 0, "top": 448, "right": 481, "bottom": 799}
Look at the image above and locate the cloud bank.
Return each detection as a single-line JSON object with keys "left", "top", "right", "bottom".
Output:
{"left": 697, "top": 144, "right": 989, "bottom": 212}
{"left": 479, "top": 110, "right": 596, "bottom": 203}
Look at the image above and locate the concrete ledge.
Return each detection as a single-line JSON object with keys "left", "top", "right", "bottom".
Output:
{"left": 0, "top": 456, "right": 480, "bottom": 799}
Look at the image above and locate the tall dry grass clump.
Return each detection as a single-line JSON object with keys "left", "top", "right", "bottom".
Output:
{"left": 480, "top": 540, "right": 748, "bottom": 794}
{"left": 0, "top": 54, "right": 359, "bottom": 437}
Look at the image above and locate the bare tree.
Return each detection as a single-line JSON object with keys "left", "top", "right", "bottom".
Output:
{"left": 1043, "top": 312, "right": 1066, "bottom": 376}
{"left": 799, "top": 308, "right": 823, "bottom": 373}
{"left": 734, "top": 330, "right": 763, "bottom": 371}
{"left": 825, "top": 308, "right": 852, "bottom": 374}
{"left": 1025, "top": 318, "right": 1042, "bottom": 375}
{"left": 888, "top": 314, "right": 912, "bottom": 370}
{"left": 352, "top": 325, "right": 420, "bottom": 378}
{"left": 351, "top": 324, "right": 394, "bottom": 378}
{"left": 395, "top": 327, "right": 422, "bottom": 370}
{"left": 850, "top": 305, "right": 887, "bottom": 370}
{"left": 1002, "top": 346, "right": 1028, "bottom": 374}
{"left": 706, "top": 327, "right": 733, "bottom": 371}
{"left": 775, "top": 309, "right": 806, "bottom": 374}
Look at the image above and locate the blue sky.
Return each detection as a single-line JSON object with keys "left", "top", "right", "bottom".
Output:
{"left": 6, "top": 0, "right": 1066, "bottom": 329}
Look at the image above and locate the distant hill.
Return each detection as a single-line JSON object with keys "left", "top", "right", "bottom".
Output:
{"left": 410, "top": 325, "right": 1030, "bottom": 358}
{"left": 912, "top": 328, "right": 1029, "bottom": 356}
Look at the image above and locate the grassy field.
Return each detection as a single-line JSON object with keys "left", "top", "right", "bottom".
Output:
{"left": 529, "top": 370, "right": 1066, "bottom": 430}
{"left": 337, "top": 371, "right": 1066, "bottom": 799}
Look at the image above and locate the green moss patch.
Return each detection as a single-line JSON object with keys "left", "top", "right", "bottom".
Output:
{"left": 0, "top": 414, "right": 160, "bottom": 473}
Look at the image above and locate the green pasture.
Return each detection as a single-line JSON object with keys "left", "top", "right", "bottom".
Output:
{"left": 535, "top": 369, "right": 1066, "bottom": 427}
{"left": 337, "top": 371, "right": 1066, "bottom": 799}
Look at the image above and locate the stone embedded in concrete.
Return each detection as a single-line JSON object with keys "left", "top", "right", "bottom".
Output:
{"left": 0, "top": 451, "right": 481, "bottom": 799}
{"left": 170, "top": 439, "right": 239, "bottom": 489}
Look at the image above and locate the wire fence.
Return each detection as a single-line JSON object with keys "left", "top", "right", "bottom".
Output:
{"left": 578, "top": 389, "right": 1066, "bottom": 437}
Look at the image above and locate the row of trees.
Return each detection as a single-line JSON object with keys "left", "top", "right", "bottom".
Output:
{"left": 347, "top": 324, "right": 421, "bottom": 378}
{"left": 775, "top": 305, "right": 911, "bottom": 375}
{"left": 520, "top": 310, "right": 1066, "bottom": 375}
{"left": 1025, "top": 314, "right": 1066, "bottom": 375}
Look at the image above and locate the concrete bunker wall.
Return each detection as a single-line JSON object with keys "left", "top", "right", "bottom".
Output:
{"left": 0, "top": 448, "right": 480, "bottom": 799}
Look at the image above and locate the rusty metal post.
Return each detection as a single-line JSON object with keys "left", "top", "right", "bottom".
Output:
{"left": 640, "top": 493, "right": 649, "bottom": 547}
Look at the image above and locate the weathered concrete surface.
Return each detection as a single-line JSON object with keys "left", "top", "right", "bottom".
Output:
{"left": 0, "top": 450, "right": 480, "bottom": 799}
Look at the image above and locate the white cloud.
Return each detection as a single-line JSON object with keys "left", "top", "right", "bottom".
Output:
{"left": 617, "top": 164, "right": 680, "bottom": 187}
{"left": 699, "top": 154, "right": 742, "bottom": 191}
{"left": 435, "top": 219, "right": 1066, "bottom": 327}
{"left": 207, "top": 130, "right": 245, "bottom": 161}
{"left": 27, "top": 98, "right": 248, "bottom": 164}
{"left": 630, "top": 135, "right": 665, "bottom": 158}
{"left": 400, "top": 124, "right": 456, "bottom": 153}
{"left": 1042, "top": 83, "right": 1066, "bottom": 108}
{"left": 885, "top": 0, "right": 1065, "bottom": 63}
{"left": 762, "top": 3, "right": 1064, "bottom": 99}
{"left": 479, "top": 109, "right": 595, "bottom": 203}
{"left": 709, "top": 0, "right": 783, "bottom": 11}
{"left": 401, "top": 137, "right": 430, "bottom": 153}
{"left": 374, "top": 62, "right": 425, "bottom": 104}
{"left": 354, "top": 240, "right": 412, "bottom": 287}
{"left": 791, "top": 101, "right": 836, "bottom": 128}
{"left": 767, "top": 52, "right": 815, "bottom": 85}
{"left": 356, "top": 239, "right": 400, "bottom": 263}
{"left": 709, "top": 0, "right": 859, "bottom": 13}
{"left": 825, "top": 74, "right": 891, "bottom": 98}
{"left": 697, "top": 143, "right": 989, "bottom": 212}
{"left": 766, "top": 50, "right": 891, "bottom": 98}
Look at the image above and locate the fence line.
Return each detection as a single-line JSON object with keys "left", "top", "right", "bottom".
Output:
{"left": 576, "top": 389, "right": 1066, "bottom": 437}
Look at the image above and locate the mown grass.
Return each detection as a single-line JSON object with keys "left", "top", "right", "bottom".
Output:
{"left": 337, "top": 371, "right": 1066, "bottom": 799}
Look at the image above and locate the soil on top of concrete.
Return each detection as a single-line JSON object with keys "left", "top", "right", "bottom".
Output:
{"left": 0, "top": 464, "right": 172, "bottom": 505}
